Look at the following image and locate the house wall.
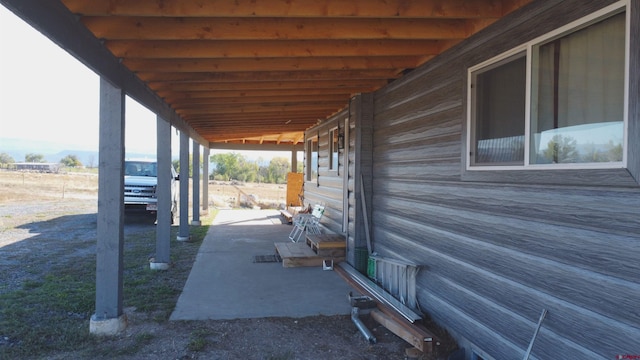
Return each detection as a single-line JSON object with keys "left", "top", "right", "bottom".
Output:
{"left": 303, "top": 108, "right": 350, "bottom": 234}
{"left": 304, "top": 94, "right": 374, "bottom": 266}
{"left": 368, "top": 0, "right": 639, "bottom": 359}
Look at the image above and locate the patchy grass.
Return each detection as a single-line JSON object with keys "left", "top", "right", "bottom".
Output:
{"left": 187, "top": 328, "right": 210, "bottom": 352}
{"left": 0, "top": 210, "right": 217, "bottom": 359}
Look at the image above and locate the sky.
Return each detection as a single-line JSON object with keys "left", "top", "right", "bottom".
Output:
{"left": 0, "top": 6, "right": 173, "bottom": 156}
{"left": 0, "top": 6, "right": 292, "bottom": 162}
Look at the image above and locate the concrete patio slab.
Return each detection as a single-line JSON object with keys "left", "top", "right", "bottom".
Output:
{"left": 170, "top": 209, "right": 356, "bottom": 320}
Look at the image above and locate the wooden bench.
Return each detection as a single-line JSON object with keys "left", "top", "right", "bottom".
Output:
{"left": 280, "top": 205, "right": 306, "bottom": 224}
{"left": 280, "top": 209, "right": 294, "bottom": 223}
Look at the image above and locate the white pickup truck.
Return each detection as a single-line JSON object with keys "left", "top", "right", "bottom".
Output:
{"left": 124, "top": 159, "right": 178, "bottom": 223}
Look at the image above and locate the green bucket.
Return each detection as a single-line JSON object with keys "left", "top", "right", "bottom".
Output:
{"left": 367, "top": 257, "right": 376, "bottom": 280}
{"left": 354, "top": 247, "right": 368, "bottom": 274}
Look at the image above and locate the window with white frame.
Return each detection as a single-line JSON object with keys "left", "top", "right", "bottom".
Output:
{"left": 329, "top": 127, "right": 339, "bottom": 171}
{"left": 468, "top": 5, "right": 627, "bottom": 170}
{"left": 306, "top": 136, "right": 318, "bottom": 182}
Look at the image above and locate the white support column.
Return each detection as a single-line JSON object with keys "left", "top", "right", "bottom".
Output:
{"left": 177, "top": 132, "right": 190, "bottom": 241}
{"left": 202, "top": 147, "right": 210, "bottom": 213}
{"left": 151, "top": 116, "right": 172, "bottom": 270}
{"left": 191, "top": 141, "right": 201, "bottom": 226}
{"left": 91, "top": 77, "right": 127, "bottom": 335}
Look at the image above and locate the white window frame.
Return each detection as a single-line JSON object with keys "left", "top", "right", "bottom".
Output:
{"left": 306, "top": 136, "right": 318, "bottom": 182}
{"left": 466, "top": 1, "right": 630, "bottom": 172}
{"left": 329, "top": 126, "right": 339, "bottom": 171}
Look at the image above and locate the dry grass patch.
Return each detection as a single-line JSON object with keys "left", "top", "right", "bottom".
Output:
{"left": 0, "top": 170, "right": 99, "bottom": 203}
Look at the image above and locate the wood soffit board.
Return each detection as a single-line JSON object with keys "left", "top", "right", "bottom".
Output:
{"left": 60, "top": 0, "right": 532, "bottom": 146}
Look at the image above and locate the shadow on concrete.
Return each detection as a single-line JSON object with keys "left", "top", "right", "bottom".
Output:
{"left": 171, "top": 209, "right": 356, "bottom": 320}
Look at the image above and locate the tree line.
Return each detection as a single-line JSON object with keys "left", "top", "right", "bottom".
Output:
{"left": 171, "top": 152, "right": 300, "bottom": 184}
{"left": 0, "top": 152, "right": 83, "bottom": 167}
{"left": 209, "top": 152, "right": 302, "bottom": 184}
{"left": 0, "top": 151, "right": 301, "bottom": 184}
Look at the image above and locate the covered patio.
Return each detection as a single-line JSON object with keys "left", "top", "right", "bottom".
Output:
{"left": 170, "top": 209, "right": 355, "bottom": 321}
{"left": 0, "top": 0, "right": 533, "bottom": 338}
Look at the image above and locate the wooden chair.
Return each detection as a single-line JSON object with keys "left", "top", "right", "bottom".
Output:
{"left": 288, "top": 204, "right": 325, "bottom": 242}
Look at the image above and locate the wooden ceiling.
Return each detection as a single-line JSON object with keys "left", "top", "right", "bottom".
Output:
{"left": 59, "top": 0, "right": 532, "bottom": 146}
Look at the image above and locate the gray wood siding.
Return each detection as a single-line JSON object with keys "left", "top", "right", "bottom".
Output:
{"left": 305, "top": 94, "right": 374, "bottom": 265}
{"left": 303, "top": 109, "right": 349, "bottom": 235}
{"left": 369, "top": 0, "right": 640, "bottom": 358}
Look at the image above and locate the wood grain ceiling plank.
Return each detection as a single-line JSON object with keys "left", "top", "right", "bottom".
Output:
{"left": 187, "top": 121, "right": 320, "bottom": 130}
{"left": 194, "top": 124, "right": 316, "bottom": 132}
{"left": 106, "top": 39, "right": 452, "bottom": 58}
{"left": 158, "top": 88, "right": 365, "bottom": 100}
{"left": 174, "top": 102, "right": 347, "bottom": 113}
{"left": 82, "top": 17, "right": 471, "bottom": 40}
{"left": 123, "top": 56, "right": 421, "bottom": 72}
{"left": 149, "top": 78, "right": 386, "bottom": 92}
{"left": 63, "top": 0, "right": 506, "bottom": 18}
{"left": 185, "top": 113, "right": 327, "bottom": 122}
{"left": 140, "top": 71, "right": 396, "bottom": 84}
{"left": 205, "top": 134, "right": 306, "bottom": 143}
{"left": 177, "top": 102, "right": 346, "bottom": 115}
{"left": 191, "top": 116, "right": 318, "bottom": 126}
{"left": 194, "top": 124, "right": 314, "bottom": 137}
{"left": 171, "top": 94, "right": 348, "bottom": 105}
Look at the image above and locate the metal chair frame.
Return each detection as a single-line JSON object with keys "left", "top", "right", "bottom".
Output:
{"left": 288, "top": 204, "right": 325, "bottom": 242}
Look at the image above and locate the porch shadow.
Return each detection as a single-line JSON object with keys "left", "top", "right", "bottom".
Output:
{"left": 170, "top": 209, "right": 356, "bottom": 320}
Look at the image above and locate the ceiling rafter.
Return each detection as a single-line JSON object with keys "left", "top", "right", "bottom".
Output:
{"left": 138, "top": 69, "right": 401, "bottom": 83}
{"left": 82, "top": 17, "right": 472, "bottom": 41}
{"left": 63, "top": 0, "right": 509, "bottom": 18}
{"left": 123, "top": 56, "right": 423, "bottom": 73}
{"left": 54, "top": 0, "right": 533, "bottom": 146}
{"left": 105, "top": 39, "right": 454, "bottom": 59}
{"left": 151, "top": 79, "right": 389, "bottom": 91}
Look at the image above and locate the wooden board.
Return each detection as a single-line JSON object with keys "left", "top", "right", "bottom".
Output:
{"left": 275, "top": 241, "right": 344, "bottom": 268}
{"left": 306, "top": 234, "right": 346, "bottom": 257}
{"left": 370, "top": 309, "right": 433, "bottom": 353}
{"left": 280, "top": 209, "right": 293, "bottom": 223}
{"left": 306, "top": 233, "right": 346, "bottom": 249}
{"left": 286, "top": 172, "right": 304, "bottom": 207}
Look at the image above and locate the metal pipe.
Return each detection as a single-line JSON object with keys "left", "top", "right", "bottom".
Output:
{"left": 351, "top": 307, "right": 376, "bottom": 344}
{"left": 523, "top": 309, "right": 547, "bottom": 360}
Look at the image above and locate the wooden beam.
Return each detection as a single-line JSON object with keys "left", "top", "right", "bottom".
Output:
{"left": 186, "top": 117, "right": 325, "bottom": 126}
{"left": 370, "top": 309, "right": 434, "bottom": 353}
{"left": 177, "top": 103, "right": 345, "bottom": 115}
{"left": 175, "top": 103, "right": 346, "bottom": 115}
{"left": 198, "top": 126, "right": 314, "bottom": 135}
{"left": 187, "top": 125, "right": 319, "bottom": 135}
{"left": 82, "top": 17, "right": 471, "bottom": 40}
{"left": 201, "top": 131, "right": 316, "bottom": 141}
{"left": 192, "top": 126, "right": 319, "bottom": 135}
{"left": 188, "top": 121, "right": 322, "bottom": 131}
{"left": 207, "top": 141, "right": 305, "bottom": 151}
{"left": 158, "top": 89, "right": 368, "bottom": 100}
{"left": 63, "top": 0, "right": 508, "bottom": 18}
{"left": 138, "top": 69, "right": 400, "bottom": 83}
{"left": 106, "top": 39, "right": 450, "bottom": 59}
{"left": 170, "top": 94, "right": 349, "bottom": 105}
{"left": 123, "top": 56, "right": 422, "bottom": 73}
{"left": 152, "top": 79, "right": 385, "bottom": 92}
{"left": 185, "top": 112, "right": 325, "bottom": 122}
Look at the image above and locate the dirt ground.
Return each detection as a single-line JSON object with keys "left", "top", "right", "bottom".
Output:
{"left": 0, "top": 170, "right": 456, "bottom": 359}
